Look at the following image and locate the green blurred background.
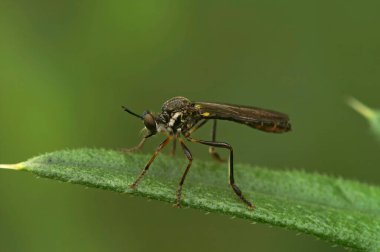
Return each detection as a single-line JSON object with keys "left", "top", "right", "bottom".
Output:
{"left": 0, "top": 1, "right": 379, "bottom": 251}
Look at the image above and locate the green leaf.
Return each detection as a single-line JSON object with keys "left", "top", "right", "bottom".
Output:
{"left": 347, "top": 96, "right": 380, "bottom": 141}
{"left": 1, "top": 148, "right": 380, "bottom": 251}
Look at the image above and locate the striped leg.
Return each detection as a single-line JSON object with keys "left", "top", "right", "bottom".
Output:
{"left": 129, "top": 137, "right": 172, "bottom": 189}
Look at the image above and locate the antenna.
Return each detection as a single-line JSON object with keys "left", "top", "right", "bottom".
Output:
{"left": 122, "top": 106, "right": 143, "bottom": 120}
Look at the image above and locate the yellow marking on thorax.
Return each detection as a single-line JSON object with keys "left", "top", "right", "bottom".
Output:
{"left": 201, "top": 112, "right": 210, "bottom": 117}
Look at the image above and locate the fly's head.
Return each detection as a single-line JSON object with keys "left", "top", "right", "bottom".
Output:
{"left": 122, "top": 106, "right": 159, "bottom": 138}
{"left": 123, "top": 96, "right": 201, "bottom": 137}
{"left": 141, "top": 110, "right": 158, "bottom": 137}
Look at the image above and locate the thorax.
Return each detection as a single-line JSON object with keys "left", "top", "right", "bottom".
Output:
{"left": 156, "top": 97, "right": 201, "bottom": 134}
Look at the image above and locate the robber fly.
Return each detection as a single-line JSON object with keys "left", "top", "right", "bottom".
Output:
{"left": 122, "top": 96, "right": 291, "bottom": 209}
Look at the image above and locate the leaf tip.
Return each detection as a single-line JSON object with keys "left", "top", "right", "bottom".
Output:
{"left": 0, "top": 162, "right": 26, "bottom": 171}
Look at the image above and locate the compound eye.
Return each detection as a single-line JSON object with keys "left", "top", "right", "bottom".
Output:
{"left": 142, "top": 111, "right": 157, "bottom": 133}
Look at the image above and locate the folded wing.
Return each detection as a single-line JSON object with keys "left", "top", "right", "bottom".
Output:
{"left": 194, "top": 102, "right": 291, "bottom": 133}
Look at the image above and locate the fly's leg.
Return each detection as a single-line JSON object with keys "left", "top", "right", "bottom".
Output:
{"left": 187, "top": 119, "right": 208, "bottom": 135}
{"left": 209, "top": 120, "right": 225, "bottom": 162}
{"left": 169, "top": 132, "right": 180, "bottom": 156}
{"left": 120, "top": 137, "right": 146, "bottom": 153}
{"left": 121, "top": 131, "right": 155, "bottom": 153}
{"left": 185, "top": 119, "right": 224, "bottom": 162}
{"left": 129, "top": 137, "right": 172, "bottom": 189}
{"left": 185, "top": 136, "right": 254, "bottom": 209}
{"left": 173, "top": 138, "right": 193, "bottom": 208}
{"left": 169, "top": 138, "right": 177, "bottom": 156}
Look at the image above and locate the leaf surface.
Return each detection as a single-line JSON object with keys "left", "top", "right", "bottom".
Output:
{"left": 1, "top": 149, "right": 379, "bottom": 251}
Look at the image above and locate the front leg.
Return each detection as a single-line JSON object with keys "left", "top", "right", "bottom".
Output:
{"left": 121, "top": 131, "right": 155, "bottom": 153}
{"left": 129, "top": 136, "right": 172, "bottom": 189}
{"left": 120, "top": 137, "right": 146, "bottom": 153}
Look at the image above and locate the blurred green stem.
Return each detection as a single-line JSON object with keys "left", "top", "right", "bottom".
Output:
{"left": 347, "top": 96, "right": 380, "bottom": 140}
{"left": 347, "top": 96, "right": 376, "bottom": 119}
